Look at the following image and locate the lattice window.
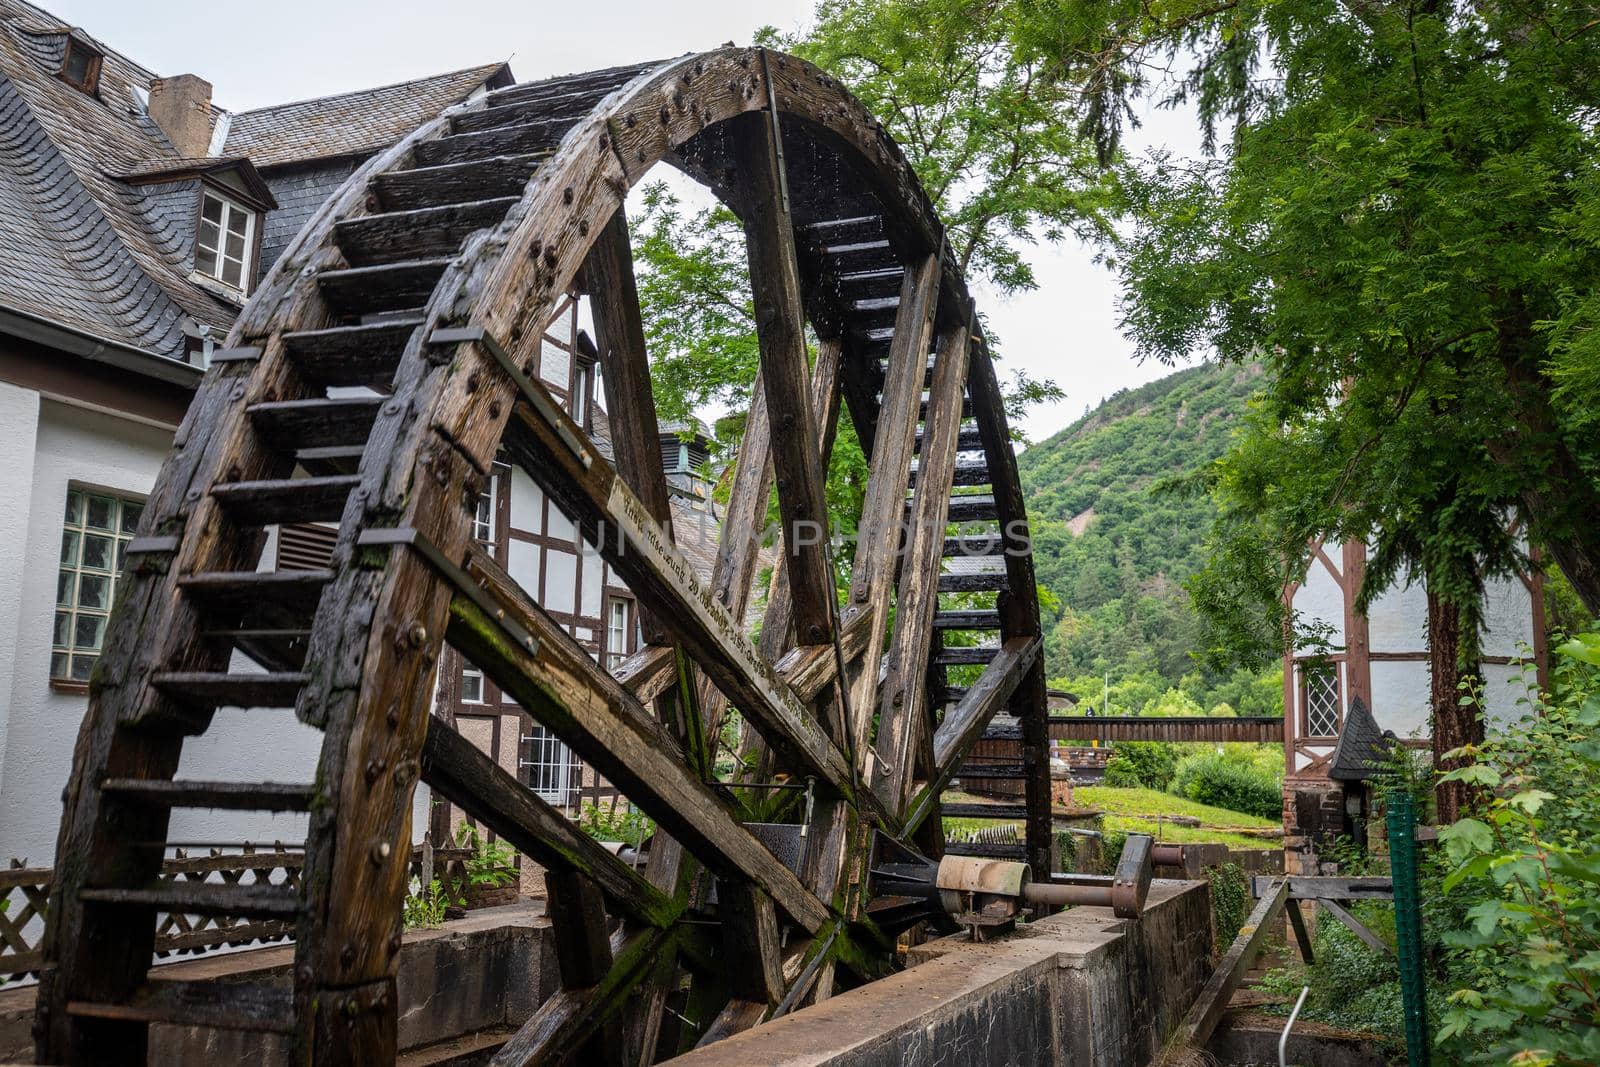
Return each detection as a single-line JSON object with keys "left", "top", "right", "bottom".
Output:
{"left": 1303, "top": 665, "right": 1341, "bottom": 738}
{"left": 54, "top": 488, "right": 142, "bottom": 684}
{"left": 472, "top": 474, "right": 499, "bottom": 543}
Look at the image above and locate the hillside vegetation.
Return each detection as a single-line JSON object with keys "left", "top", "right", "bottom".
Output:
{"left": 1018, "top": 362, "right": 1281, "bottom": 715}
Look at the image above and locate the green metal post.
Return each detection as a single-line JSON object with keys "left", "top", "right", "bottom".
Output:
{"left": 1386, "top": 789, "right": 1430, "bottom": 1067}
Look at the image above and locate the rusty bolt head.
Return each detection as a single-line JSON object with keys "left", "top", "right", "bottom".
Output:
{"left": 407, "top": 623, "right": 428, "bottom": 648}
{"left": 577, "top": 220, "right": 589, "bottom": 237}
{"left": 370, "top": 840, "right": 392, "bottom": 865}
{"left": 365, "top": 757, "right": 387, "bottom": 784}
{"left": 562, "top": 186, "right": 575, "bottom": 206}
{"left": 341, "top": 943, "right": 357, "bottom": 968}
{"left": 466, "top": 371, "right": 482, "bottom": 394}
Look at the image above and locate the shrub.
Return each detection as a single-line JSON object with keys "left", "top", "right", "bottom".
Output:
{"left": 1434, "top": 637, "right": 1600, "bottom": 1065}
{"left": 1172, "top": 752, "right": 1280, "bottom": 820}
{"left": 1101, "top": 741, "right": 1177, "bottom": 790}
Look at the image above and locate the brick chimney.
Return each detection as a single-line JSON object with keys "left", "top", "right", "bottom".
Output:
{"left": 147, "top": 74, "right": 214, "bottom": 158}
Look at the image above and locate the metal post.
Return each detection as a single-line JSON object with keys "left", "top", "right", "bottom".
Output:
{"left": 1385, "top": 789, "right": 1430, "bottom": 1067}
{"left": 1280, "top": 985, "right": 1309, "bottom": 1067}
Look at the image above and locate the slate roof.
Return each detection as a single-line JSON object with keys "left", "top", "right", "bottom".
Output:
{"left": 223, "top": 63, "right": 512, "bottom": 168}
{"left": 1328, "top": 696, "right": 1399, "bottom": 781}
{"left": 0, "top": 0, "right": 239, "bottom": 359}
{"left": 0, "top": 0, "right": 507, "bottom": 364}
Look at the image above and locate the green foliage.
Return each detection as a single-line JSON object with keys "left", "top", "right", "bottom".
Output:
{"left": 1170, "top": 749, "right": 1282, "bottom": 821}
{"left": 1207, "top": 862, "right": 1247, "bottom": 949}
{"left": 1022, "top": 364, "right": 1275, "bottom": 687}
{"left": 454, "top": 825, "right": 517, "bottom": 889}
{"left": 1102, "top": 740, "right": 1176, "bottom": 791}
{"left": 628, "top": 183, "right": 757, "bottom": 432}
{"left": 403, "top": 877, "right": 455, "bottom": 930}
{"left": 1432, "top": 639, "right": 1600, "bottom": 1064}
{"left": 1039, "top": 0, "right": 1600, "bottom": 658}
{"left": 762, "top": 0, "right": 1116, "bottom": 295}
{"left": 1258, "top": 900, "right": 1412, "bottom": 1046}
{"left": 1072, "top": 785, "right": 1277, "bottom": 828}
{"left": 576, "top": 802, "right": 654, "bottom": 850}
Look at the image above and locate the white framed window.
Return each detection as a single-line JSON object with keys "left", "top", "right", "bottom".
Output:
{"left": 53, "top": 488, "right": 143, "bottom": 685}
{"left": 1303, "top": 665, "right": 1340, "bottom": 738}
{"left": 194, "top": 189, "right": 257, "bottom": 292}
{"left": 460, "top": 665, "right": 485, "bottom": 705}
{"left": 572, "top": 361, "right": 592, "bottom": 428}
{"left": 606, "top": 597, "right": 635, "bottom": 669}
{"left": 473, "top": 474, "right": 499, "bottom": 544}
{"left": 521, "top": 724, "right": 581, "bottom": 805}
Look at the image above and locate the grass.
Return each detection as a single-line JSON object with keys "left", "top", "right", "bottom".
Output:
{"left": 1073, "top": 786, "right": 1278, "bottom": 828}
{"left": 942, "top": 786, "right": 1282, "bottom": 852}
{"left": 1104, "top": 817, "right": 1274, "bottom": 850}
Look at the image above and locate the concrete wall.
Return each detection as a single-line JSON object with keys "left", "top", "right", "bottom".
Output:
{"left": 670, "top": 881, "right": 1214, "bottom": 1067}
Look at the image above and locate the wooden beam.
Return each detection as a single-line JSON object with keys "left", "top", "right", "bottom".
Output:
{"left": 497, "top": 373, "right": 872, "bottom": 819}
{"left": 445, "top": 544, "right": 831, "bottom": 933}
{"left": 1179, "top": 877, "right": 1290, "bottom": 1048}
{"left": 843, "top": 252, "right": 942, "bottom": 758}
{"left": 1286, "top": 901, "right": 1315, "bottom": 964}
{"left": 418, "top": 722, "right": 678, "bottom": 930}
{"left": 489, "top": 926, "right": 676, "bottom": 1067}
{"left": 966, "top": 330, "right": 1051, "bottom": 886}
{"left": 1316, "top": 898, "right": 1394, "bottom": 956}
{"left": 904, "top": 635, "right": 1041, "bottom": 835}
{"left": 544, "top": 870, "right": 625, "bottom": 1064}
{"left": 1251, "top": 876, "right": 1395, "bottom": 901}
{"left": 730, "top": 109, "right": 835, "bottom": 647}
{"left": 717, "top": 880, "right": 786, "bottom": 1006}
{"left": 873, "top": 322, "right": 969, "bottom": 811}
{"left": 582, "top": 208, "right": 674, "bottom": 644}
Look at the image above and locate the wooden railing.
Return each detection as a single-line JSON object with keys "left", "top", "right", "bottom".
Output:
{"left": 0, "top": 841, "right": 472, "bottom": 982}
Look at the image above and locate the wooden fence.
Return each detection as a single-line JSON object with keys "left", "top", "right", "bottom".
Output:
{"left": 0, "top": 842, "right": 470, "bottom": 983}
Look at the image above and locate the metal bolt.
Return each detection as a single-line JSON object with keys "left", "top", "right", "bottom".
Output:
{"left": 365, "top": 757, "right": 387, "bottom": 784}
{"left": 563, "top": 187, "right": 575, "bottom": 206}
{"left": 407, "top": 623, "right": 427, "bottom": 648}
{"left": 341, "top": 943, "right": 357, "bottom": 967}
{"left": 370, "top": 840, "right": 391, "bottom": 865}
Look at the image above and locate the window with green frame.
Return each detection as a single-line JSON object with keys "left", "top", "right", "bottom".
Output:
{"left": 53, "top": 488, "right": 143, "bottom": 684}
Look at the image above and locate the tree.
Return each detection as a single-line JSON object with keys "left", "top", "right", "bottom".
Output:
{"left": 1022, "top": 0, "right": 1600, "bottom": 813}
{"left": 763, "top": 0, "right": 1117, "bottom": 293}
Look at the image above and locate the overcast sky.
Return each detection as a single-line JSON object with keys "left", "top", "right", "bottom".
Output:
{"left": 45, "top": 0, "right": 1205, "bottom": 445}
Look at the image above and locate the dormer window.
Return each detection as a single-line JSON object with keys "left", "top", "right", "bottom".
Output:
{"left": 195, "top": 189, "right": 258, "bottom": 293}
{"left": 59, "top": 38, "right": 102, "bottom": 94}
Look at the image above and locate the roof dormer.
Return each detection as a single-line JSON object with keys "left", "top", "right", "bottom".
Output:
{"left": 59, "top": 33, "right": 102, "bottom": 95}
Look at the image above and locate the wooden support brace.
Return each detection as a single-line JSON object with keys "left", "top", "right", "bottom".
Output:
{"left": 1179, "top": 877, "right": 1290, "bottom": 1048}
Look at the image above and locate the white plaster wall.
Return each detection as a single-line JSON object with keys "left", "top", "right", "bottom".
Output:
{"left": 1292, "top": 555, "right": 1344, "bottom": 655}
{"left": 1480, "top": 574, "right": 1536, "bottom": 658}
{"left": 0, "top": 383, "right": 41, "bottom": 810}
{"left": 1370, "top": 660, "right": 1432, "bottom": 740}
{"left": 0, "top": 401, "right": 172, "bottom": 863}
{"left": 1480, "top": 662, "right": 1537, "bottom": 728}
{"left": 1368, "top": 575, "right": 1429, "bottom": 654}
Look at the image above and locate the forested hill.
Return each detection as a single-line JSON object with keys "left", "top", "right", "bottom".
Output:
{"left": 1019, "top": 361, "right": 1268, "bottom": 695}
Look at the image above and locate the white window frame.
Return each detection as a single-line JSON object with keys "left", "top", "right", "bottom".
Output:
{"left": 194, "top": 188, "right": 258, "bottom": 293}
{"left": 606, "top": 597, "right": 634, "bottom": 670}
{"left": 459, "top": 664, "right": 486, "bottom": 705}
{"left": 53, "top": 487, "right": 143, "bottom": 686}
{"left": 520, "top": 724, "right": 579, "bottom": 805}
{"left": 572, "top": 361, "right": 592, "bottom": 428}
{"left": 473, "top": 473, "right": 499, "bottom": 544}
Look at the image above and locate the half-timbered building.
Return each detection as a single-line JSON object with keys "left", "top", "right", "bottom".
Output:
{"left": 1280, "top": 537, "right": 1545, "bottom": 871}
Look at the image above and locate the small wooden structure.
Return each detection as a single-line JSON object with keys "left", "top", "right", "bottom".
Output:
{"left": 35, "top": 49, "right": 1053, "bottom": 1064}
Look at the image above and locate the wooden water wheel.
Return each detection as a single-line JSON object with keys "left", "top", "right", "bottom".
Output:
{"left": 35, "top": 48, "right": 1052, "bottom": 1065}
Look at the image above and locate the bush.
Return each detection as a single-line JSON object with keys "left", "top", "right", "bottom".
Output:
{"left": 1101, "top": 741, "right": 1177, "bottom": 790}
{"left": 1434, "top": 637, "right": 1600, "bottom": 1065}
{"left": 1172, "top": 752, "right": 1281, "bottom": 820}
